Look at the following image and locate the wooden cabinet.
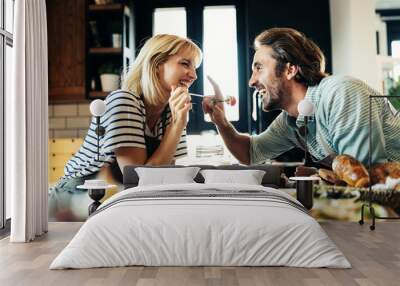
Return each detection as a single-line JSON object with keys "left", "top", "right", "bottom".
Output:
{"left": 47, "top": 0, "right": 86, "bottom": 102}
{"left": 47, "top": 0, "right": 134, "bottom": 102}
{"left": 86, "top": 1, "right": 134, "bottom": 99}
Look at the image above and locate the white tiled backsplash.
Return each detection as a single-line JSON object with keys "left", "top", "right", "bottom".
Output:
{"left": 49, "top": 103, "right": 92, "bottom": 138}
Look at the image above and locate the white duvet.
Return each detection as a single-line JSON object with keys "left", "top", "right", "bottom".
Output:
{"left": 50, "top": 183, "right": 351, "bottom": 269}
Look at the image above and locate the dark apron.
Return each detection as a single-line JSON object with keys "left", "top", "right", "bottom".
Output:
{"left": 110, "top": 104, "right": 168, "bottom": 182}
{"left": 295, "top": 125, "right": 336, "bottom": 170}
{"left": 144, "top": 107, "right": 168, "bottom": 158}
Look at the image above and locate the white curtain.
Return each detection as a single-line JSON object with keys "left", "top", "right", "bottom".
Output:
{"left": 8, "top": 0, "right": 48, "bottom": 242}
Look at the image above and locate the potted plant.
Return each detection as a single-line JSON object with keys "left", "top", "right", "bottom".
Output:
{"left": 98, "top": 63, "right": 120, "bottom": 92}
{"left": 388, "top": 81, "right": 400, "bottom": 111}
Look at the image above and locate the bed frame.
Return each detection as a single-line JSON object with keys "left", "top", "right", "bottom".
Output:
{"left": 88, "top": 164, "right": 315, "bottom": 215}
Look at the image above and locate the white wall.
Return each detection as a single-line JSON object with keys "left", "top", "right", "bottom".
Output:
{"left": 376, "top": 14, "right": 388, "bottom": 56}
{"left": 330, "top": 0, "right": 379, "bottom": 90}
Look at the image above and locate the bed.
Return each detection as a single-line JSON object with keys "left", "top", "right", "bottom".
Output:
{"left": 49, "top": 165, "right": 350, "bottom": 269}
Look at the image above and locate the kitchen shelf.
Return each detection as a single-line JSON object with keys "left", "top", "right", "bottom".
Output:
{"left": 89, "top": 47, "right": 123, "bottom": 54}
{"left": 88, "top": 91, "right": 109, "bottom": 98}
{"left": 88, "top": 4, "right": 123, "bottom": 12}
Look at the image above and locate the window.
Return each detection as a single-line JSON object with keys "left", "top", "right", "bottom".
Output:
{"left": 1, "top": 0, "right": 14, "bottom": 231}
{"left": 153, "top": 8, "right": 187, "bottom": 37}
{"left": 203, "top": 6, "right": 239, "bottom": 122}
{"left": 5, "top": 0, "right": 13, "bottom": 33}
{"left": 4, "top": 44, "right": 11, "bottom": 220}
{"left": 391, "top": 40, "right": 400, "bottom": 82}
{"left": 149, "top": 1, "right": 247, "bottom": 134}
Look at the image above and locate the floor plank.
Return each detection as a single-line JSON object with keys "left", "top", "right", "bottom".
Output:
{"left": 0, "top": 221, "right": 399, "bottom": 286}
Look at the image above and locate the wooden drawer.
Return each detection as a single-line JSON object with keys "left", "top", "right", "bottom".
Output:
{"left": 48, "top": 138, "right": 84, "bottom": 184}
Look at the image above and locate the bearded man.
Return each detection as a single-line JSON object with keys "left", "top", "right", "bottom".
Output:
{"left": 203, "top": 27, "right": 400, "bottom": 167}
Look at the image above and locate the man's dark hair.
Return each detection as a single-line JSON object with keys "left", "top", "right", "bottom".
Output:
{"left": 255, "top": 27, "right": 327, "bottom": 86}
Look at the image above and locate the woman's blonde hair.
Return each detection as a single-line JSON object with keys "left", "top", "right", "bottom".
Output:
{"left": 121, "top": 34, "right": 202, "bottom": 106}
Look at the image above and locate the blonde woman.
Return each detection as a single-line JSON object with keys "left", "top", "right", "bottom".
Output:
{"left": 49, "top": 34, "right": 202, "bottom": 221}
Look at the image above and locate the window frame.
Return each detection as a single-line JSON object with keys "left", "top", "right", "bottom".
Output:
{"left": 376, "top": 9, "right": 400, "bottom": 56}
{"left": 387, "top": 21, "right": 400, "bottom": 56}
{"left": 0, "top": 0, "right": 13, "bottom": 232}
{"left": 148, "top": 0, "right": 249, "bottom": 134}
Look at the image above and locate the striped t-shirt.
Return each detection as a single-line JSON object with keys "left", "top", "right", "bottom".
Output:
{"left": 250, "top": 75, "right": 400, "bottom": 166}
{"left": 63, "top": 90, "right": 187, "bottom": 179}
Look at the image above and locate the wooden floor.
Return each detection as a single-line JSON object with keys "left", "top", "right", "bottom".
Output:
{"left": 0, "top": 221, "right": 399, "bottom": 286}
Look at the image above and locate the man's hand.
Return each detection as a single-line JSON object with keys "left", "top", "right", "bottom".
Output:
{"left": 202, "top": 76, "right": 227, "bottom": 126}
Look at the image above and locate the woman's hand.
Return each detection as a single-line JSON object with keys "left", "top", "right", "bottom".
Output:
{"left": 169, "top": 85, "right": 192, "bottom": 128}
{"left": 202, "top": 76, "right": 227, "bottom": 126}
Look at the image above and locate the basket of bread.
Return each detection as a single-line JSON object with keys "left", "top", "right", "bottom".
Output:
{"left": 316, "top": 154, "right": 400, "bottom": 208}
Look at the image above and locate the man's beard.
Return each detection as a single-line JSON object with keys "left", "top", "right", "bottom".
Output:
{"left": 262, "top": 77, "right": 287, "bottom": 112}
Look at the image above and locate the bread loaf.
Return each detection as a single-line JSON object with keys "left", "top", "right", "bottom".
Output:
{"left": 318, "top": 168, "right": 346, "bottom": 186}
{"left": 371, "top": 162, "right": 400, "bottom": 184}
{"left": 332, "top": 155, "right": 370, "bottom": 187}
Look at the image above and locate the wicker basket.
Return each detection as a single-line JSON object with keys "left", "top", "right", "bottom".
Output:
{"left": 314, "top": 183, "right": 400, "bottom": 209}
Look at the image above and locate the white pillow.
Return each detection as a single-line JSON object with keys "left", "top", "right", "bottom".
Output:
{"left": 135, "top": 167, "right": 201, "bottom": 186}
{"left": 200, "top": 169, "right": 266, "bottom": 185}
